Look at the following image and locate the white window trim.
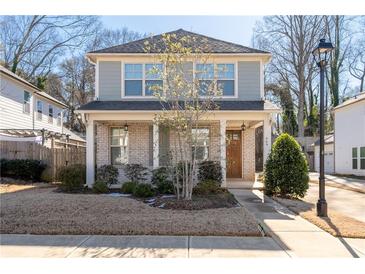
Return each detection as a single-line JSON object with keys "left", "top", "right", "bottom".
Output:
{"left": 23, "top": 90, "right": 31, "bottom": 114}
{"left": 192, "top": 127, "right": 210, "bottom": 161}
{"left": 195, "top": 62, "right": 238, "bottom": 99}
{"left": 36, "top": 100, "right": 43, "bottom": 121}
{"left": 48, "top": 104, "right": 54, "bottom": 124}
{"left": 109, "top": 126, "right": 129, "bottom": 165}
{"left": 360, "top": 147, "right": 365, "bottom": 170}
{"left": 352, "top": 147, "right": 358, "bottom": 170}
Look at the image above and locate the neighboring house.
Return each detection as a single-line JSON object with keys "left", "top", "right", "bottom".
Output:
{"left": 333, "top": 93, "right": 365, "bottom": 176}
{"left": 77, "top": 29, "right": 280, "bottom": 187}
{"left": 312, "top": 134, "right": 334, "bottom": 174}
{"left": 0, "top": 65, "right": 85, "bottom": 148}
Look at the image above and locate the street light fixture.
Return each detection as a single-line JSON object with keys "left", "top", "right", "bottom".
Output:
{"left": 312, "top": 38, "right": 334, "bottom": 217}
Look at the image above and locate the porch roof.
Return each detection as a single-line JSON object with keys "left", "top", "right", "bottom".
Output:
{"left": 77, "top": 100, "right": 280, "bottom": 112}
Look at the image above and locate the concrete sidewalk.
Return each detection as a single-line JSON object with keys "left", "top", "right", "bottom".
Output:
{"left": 309, "top": 172, "right": 365, "bottom": 193}
{"left": 0, "top": 234, "right": 288, "bottom": 258}
{"left": 229, "top": 189, "right": 365, "bottom": 258}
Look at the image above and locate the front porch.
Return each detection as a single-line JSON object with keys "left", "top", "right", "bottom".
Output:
{"left": 84, "top": 111, "right": 273, "bottom": 187}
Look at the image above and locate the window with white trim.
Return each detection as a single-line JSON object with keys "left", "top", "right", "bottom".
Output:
{"left": 110, "top": 127, "right": 128, "bottom": 165}
{"left": 217, "top": 64, "right": 235, "bottom": 96}
{"left": 36, "top": 100, "right": 43, "bottom": 121}
{"left": 196, "top": 64, "right": 214, "bottom": 96}
{"left": 192, "top": 128, "right": 210, "bottom": 161}
{"left": 23, "top": 91, "right": 31, "bottom": 114}
{"left": 125, "top": 64, "right": 143, "bottom": 96}
{"left": 360, "top": 147, "right": 365, "bottom": 170}
{"left": 57, "top": 109, "right": 62, "bottom": 126}
{"left": 352, "top": 147, "right": 358, "bottom": 169}
{"left": 145, "top": 64, "right": 163, "bottom": 96}
{"left": 48, "top": 105, "right": 53, "bottom": 124}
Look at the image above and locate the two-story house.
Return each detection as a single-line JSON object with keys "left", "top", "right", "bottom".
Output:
{"left": 0, "top": 65, "right": 85, "bottom": 147}
{"left": 77, "top": 29, "right": 280, "bottom": 187}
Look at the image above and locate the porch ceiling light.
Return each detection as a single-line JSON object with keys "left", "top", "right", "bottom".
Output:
{"left": 241, "top": 123, "right": 246, "bottom": 131}
{"left": 124, "top": 123, "right": 129, "bottom": 132}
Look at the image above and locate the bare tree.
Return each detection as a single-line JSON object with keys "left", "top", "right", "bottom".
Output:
{"left": 254, "top": 16, "right": 325, "bottom": 137}
{"left": 0, "top": 15, "right": 98, "bottom": 81}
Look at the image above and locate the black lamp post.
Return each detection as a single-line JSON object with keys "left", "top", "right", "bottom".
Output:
{"left": 312, "top": 38, "right": 334, "bottom": 217}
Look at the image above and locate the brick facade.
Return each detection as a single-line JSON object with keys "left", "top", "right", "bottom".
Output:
{"left": 242, "top": 128, "right": 256, "bottom": 181}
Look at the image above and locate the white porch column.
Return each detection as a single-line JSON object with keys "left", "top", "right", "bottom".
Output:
{"left": 220, "top": 119, "right": 227, "bottom": 187}
{"left": 86, "top": 116, "right": 95, "bottom": 188}
{"left": 153, "top": 123, "right": 159, "bottom": 168}
{"left": 263, "top": 114, "right": 272, "bottom": 166}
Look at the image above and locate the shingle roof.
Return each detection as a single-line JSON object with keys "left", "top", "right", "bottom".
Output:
{"left": 77, "top": 100, "right": 279, "bottom": 112}
{"left": 89, "top": 29, "right": 270, "bottom": 54}
{"left": 312, "top": 134, "right": 334, "bottom": 146}
{"left": 333, "top": 92, "right": 365, "bottom": 111}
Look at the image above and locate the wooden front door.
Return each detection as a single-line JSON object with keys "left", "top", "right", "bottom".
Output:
{"left": 226, "top": 130, "right": 242, "bottom": 178}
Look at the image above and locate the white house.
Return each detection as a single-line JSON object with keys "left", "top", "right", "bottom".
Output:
{"left": 0, "top": 65, "right": 85, "bottom": 147}
{"left": 333, "top": 93, "right": 365, "bottom": 176}
{"left": 76, "top": 29, "right": 280, "bottom": 187}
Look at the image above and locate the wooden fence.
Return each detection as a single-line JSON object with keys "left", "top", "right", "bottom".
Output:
{"left": 0, "top": 141, "right": 86, "bottom": 180}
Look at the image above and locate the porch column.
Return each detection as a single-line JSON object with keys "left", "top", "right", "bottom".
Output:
{"left": 86, "top": 116, "right": 95, "bottom": 188}
{"left": 153, "top": 123, "right": 159, "bottom": 168}
{"left": 263, "top": 114, "right": 272, "bottom": 166}
{"left": 220, "top": 119, "right": 227, "bottom": 187}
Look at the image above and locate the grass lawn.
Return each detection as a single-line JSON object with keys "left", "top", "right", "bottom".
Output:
{"left": 0, "top": 184, "right": 262, "bottom": 236}
{"left": 273, "top": 197, "right": 365, "bottom": 239}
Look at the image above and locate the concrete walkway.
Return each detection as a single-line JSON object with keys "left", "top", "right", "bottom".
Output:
{"left": 309, "top": 172, "right": 365, "bottom": 193}
{"left": 0, "top": 234, "right": 288, "bottom": 258}
{"left": 229, "top": 189, "right": 365, "bottom": 258}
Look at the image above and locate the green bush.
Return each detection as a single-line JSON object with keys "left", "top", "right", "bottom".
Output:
{"left": 151, "top": 167, "right": 174, "bottom": 194}
{"left": 193, "top": 180, "right": 222, "bottom": 195}
{"left": 121, "top": 181, "right": 137, "bottom": 194}
{"left": 198, "top": 161, "right": 222, "bottom": 185}
{"left": 263, "top": 133, "right": 309, "bottom": 198}
{"left": 58, "top": 164, "right": 86, "bottom": 192}
{"left": 92, "top": 180, "right": 109, "bottom": 193}
{"left": 0, "top": 159, "right": 46, "bottom": 181}
{"left": 123, "top": 164, "right": 148, "bottom": 183}
{"left": 96, "top": 165, "right": 119, "bottom": 186}
{"left": 133, "top": 183, "right": 155, "bottom": 198}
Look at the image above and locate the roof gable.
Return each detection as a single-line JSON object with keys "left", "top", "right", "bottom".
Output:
{"left": 89, "top": 29, "right": 270, "bottom": 55}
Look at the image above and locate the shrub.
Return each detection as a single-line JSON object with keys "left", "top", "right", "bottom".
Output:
{"left": 263, "top": 133, "right": 309, "bottom": 198}
{"left": 123, "top": 164, "right": 148, "bottom": 183}
{"left": 151, "top": 167, "right": 174, "bottom": 194}
{"left": 193, "top": 180, "right": 222, "bottom": 195}
{"left": 133, "top": 183, "right": 155, "bottom": 198}
{"left": 198, "top": 161, "right": 222, "bottom": 185}
{"left": 96, "top": 165, "right": 119, "bottom": 186}
{"left": 121, "top": 181, "right": 137, "bottom": 194}
{"left": 92, "top": 180, "right": 109, "bottom": 193}
{"left": 58, "top": 164, "right": 86, "bottom": 192}
{"left": 0, "top": 159, "right": 46, "bottom": 181}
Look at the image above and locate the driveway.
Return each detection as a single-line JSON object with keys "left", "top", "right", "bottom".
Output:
{"left": 304, "top": 183, "right": 365, "bottom": 223}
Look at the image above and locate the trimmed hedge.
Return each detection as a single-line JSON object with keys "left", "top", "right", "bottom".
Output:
{"left": 133, "top": 183, "right": 155, "bottom": 198}
{"left": 0, "top": 159, "right": 46, "bottom": 181}
{"left": 193, "top": 180, "right": 223, "bottom": 195}
{"left": 198, "top": 161, "right": 222, "bottom": 185}
{"left": 121, "top": 181, "right": 137, "bottom": 194}
{"left": 92, "top": 180, "right": 109, "bottom": 193}
{"left": 151, "top": 167, "right": 174, "bottom": 194}
{"left": 96, "top": 165, "right": 119, "bottom": 186}
{"left": 263, "top": 133, "right": 309, "bottom": 198}
{"left": 58, "top": 164, "right": 86, "bottom": 192}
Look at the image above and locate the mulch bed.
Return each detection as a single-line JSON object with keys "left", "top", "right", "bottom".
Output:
{"left": 0, "top": 185, "right": 261, "bottom": 236}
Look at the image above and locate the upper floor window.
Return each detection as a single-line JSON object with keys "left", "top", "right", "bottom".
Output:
{"left": 36, "top": 100, "right": 43, "bottom": 121}
{"left": 195, "top": 63, "right": 235, "bottom": 96}
{"left": 23, "top": 91, "right": 31, "bottom": 114}
{"left": 48, "top": 105, "right": 53, "bottom": 124}
{"left": 124, "top": 63, "right": 163, "bottom": 97}
{"left": 57, "top": 109, "right": 62, "bottom": 126}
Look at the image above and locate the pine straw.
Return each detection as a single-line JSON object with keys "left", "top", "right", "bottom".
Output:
{"left": 273, "top": 197, "right": 365, "bottom": 239}
{"left": 0, "top": 186, "right": 261, "bottom": 236}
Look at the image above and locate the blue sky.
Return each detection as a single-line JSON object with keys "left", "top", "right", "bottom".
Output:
{"left": 101, "top": 16, "right": 262, "bottom": 46}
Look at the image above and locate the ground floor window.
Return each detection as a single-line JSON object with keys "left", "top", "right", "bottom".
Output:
{"left": 192, "top": 128, "right": 210, "bottom": 161}
{"left": 360, "top": 147, "right": 365, "bottom": 170}
{"left": 110, "top": 127, "right": 128, "bottom": 165}
{"left": 352, "top": 147, "right": 358, "bottom": 169}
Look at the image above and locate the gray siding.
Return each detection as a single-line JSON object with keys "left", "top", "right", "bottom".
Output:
{"left": 237, "top": 61, "right": 261, "bottom": 101}
{"left": 99, "top": 61, "right": 121, "bottom": 100}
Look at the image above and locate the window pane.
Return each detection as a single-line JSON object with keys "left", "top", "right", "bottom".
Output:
{"left": 145, "top": 64, "right": 163, "bottom": 80}
{"left": 217, "top": 64, "right": 234, "bottom": 79}
{"left": 125, "top": 80, "right": 142, "bottom": 96}
{"left": 353, "top": 159, "right": 358, "bottom": 169}
{"left": 218, "top": 80, "right": 234, "bottom": 96}
{"left": 198, "top": 80, "right": 213, "bottom": 95}
{"left": 196, "top": 64, "right": 214, "bottom": 79}
{"left": 361, "top": 159, "right": 365, "bottom": 170}
{"left": 352, "top": 147, "right": 358, "bottom": 158}
{"left": 48, "top": 106, "right": 53, "bottom": 117}
{"left": 193, "top": 146, "right": 209, "bottom": 161}
{"left": 360, "top": 147, "right": 365, "bottom": 158}
{"left": 145, "top": 80, "right": 163, "bottom": 96}
{"left": 24, "top": 91, "right": 31, "bottom": 103}
{"left": 37, "top": 101, "right": 42, "bottom": 113}
{"left": 111, "top": 147, "right": 127, "bottom": 165}
{"left": 125, "top": 64, "right": 142, "bottom": 79}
